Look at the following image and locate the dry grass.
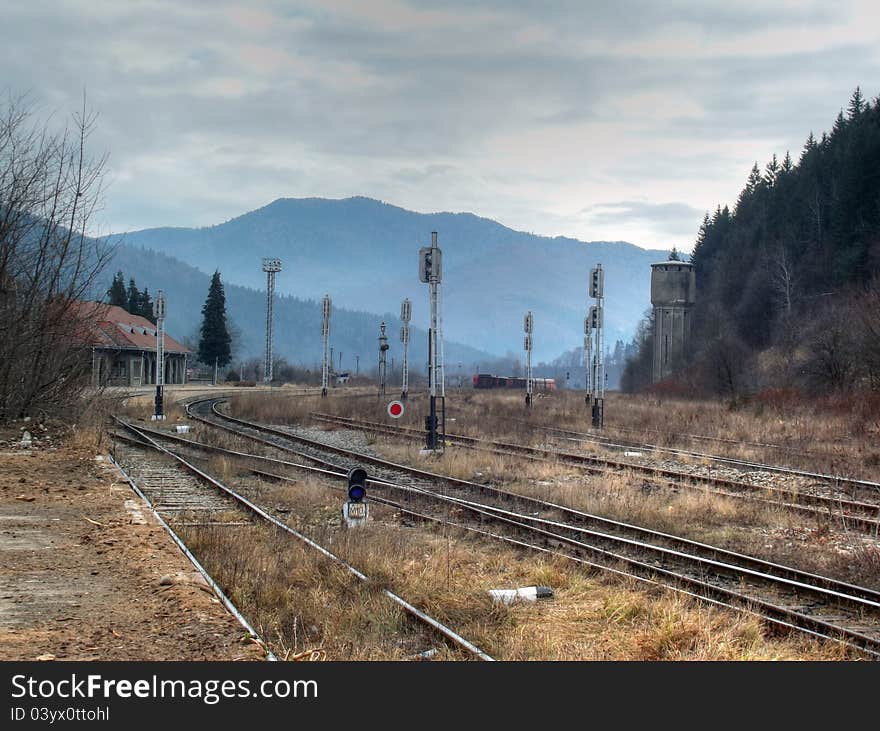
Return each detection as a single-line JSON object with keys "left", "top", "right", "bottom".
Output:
{"left": 141, "top": 387, "right": 875, "bottom": 658}
{"left": 233, "top": 385, "right": 880, "bottom": 478}
{"left": 118, "top": 396, "right": 187, "bottom": 423}
{"left": 178, "top": 468, "right": 848, "bottom": 660}
{"left": 223, "top": 388, "right": 880, "bottom": 590}
{"left": 370, "top": 439, "right": 880, "bottom": 590}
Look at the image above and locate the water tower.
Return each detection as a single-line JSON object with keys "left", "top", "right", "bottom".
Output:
{"left": 650, "top": 260, "right": 695, "bottom": 383}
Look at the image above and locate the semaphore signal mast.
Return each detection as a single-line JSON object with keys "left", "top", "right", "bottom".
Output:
{"left": 321, "top": 294, "right": 331, "bottom": 397}
{"left": 587, "top": 263, "right": 605, "bottom": 428}
{"left": 524, "top": 311, "right": 533, "bottom": 409}
{"left": 400, "top": 298, "right": 411, "bottom": 401}
{"left": 152, "top": 289, "right": 166, "bottom": 421}
{"left": 420, "top": 232, "right": 445, "bottom": 452}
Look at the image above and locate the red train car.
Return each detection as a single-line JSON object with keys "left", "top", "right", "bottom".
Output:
{"left": 473, "top": 374, "right": 556, "bottom": 391}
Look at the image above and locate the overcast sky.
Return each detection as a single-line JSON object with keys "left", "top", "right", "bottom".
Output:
{"left": 2, "top": 0, "right": 878, "bottom": 250}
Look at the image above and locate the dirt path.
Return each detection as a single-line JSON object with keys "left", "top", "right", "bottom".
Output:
{"left": 0, "top": 442, "right": 267, "bottom": 661}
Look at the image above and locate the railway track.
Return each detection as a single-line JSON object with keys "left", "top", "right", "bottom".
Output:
{"left": 108, "top": 438, "right": 275, "bottom": 659}
{"left": 111, "top": 417, "right": 494, "bottom": 662}
{"left": 307, "top": 412, "right": 880, "bottom": 534}
{"left": 518, "top": 421, "right": 878, "bottom": 488}
{"left": 168, "top": 397, "right": 880, "bottom": 657}
{"left": 597, "top": 421, "right": 852, "bottom": 453}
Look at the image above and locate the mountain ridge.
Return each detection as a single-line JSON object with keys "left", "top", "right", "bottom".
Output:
{"left": 104, "top": 196, "right": 669, "bottom": 362}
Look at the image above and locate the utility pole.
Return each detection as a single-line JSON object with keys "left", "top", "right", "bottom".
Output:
{"left": 355, "top": 355, "right": 359, "bottom": 375}
{"left": 378, "top": 322, "right": 389, "bottom": 397}
{"left": 321, "top": 294, "right": 331, "bottom": 397}
{"left": 588, "top": 264, "right": 605, "bottom": 428}
{"left": 400, "top": 298, "right": 411, "bottom": 400}
{"left": 262, "top": 258, "right": 282, "bottom": 384}
{"left": 524, "top": 311, "right": 533, "bottom": 409}
{"left": 420, "top": 232, "right": 444, "bottom": 452}
{"left": 213, "top": 356, "right": 218, "bottom": 386}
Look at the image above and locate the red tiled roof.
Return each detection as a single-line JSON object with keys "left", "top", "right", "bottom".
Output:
{"left": 71, "top": 302, "right": 189, "bottom": 354}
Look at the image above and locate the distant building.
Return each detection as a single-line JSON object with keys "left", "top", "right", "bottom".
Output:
{"left": 73, "top": 302, "right": 189, "bottom": 387}
{"left": 650, "top": 261, "right": 696, "bottom": 383}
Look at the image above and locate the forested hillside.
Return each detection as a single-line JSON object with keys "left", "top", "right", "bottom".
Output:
{"left": 104, "top": 197, "right": 666, "bottom": 361}
{"left": 105, "top": 243, "right": 495, "bottom": 376}
{"left": 624, "top": 88, "right": 880, "bottom": 395}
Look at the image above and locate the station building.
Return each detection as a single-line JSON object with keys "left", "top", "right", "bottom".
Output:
{"left": 74, "top": 302, "right": 189, "bottom": 387}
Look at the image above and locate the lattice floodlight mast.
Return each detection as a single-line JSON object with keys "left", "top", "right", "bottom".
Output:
{"left": 524, "top": 311, "right": 533, "bottom": 408}
{"left": 152, "top": 290, "right": 167, "bottom": 420}
{"left": 378, "top": 321, "right": 389, "bottom": 397}
{"left": 588, "top": 264, "right": 605, "bottom": 428}
{"left": 321, "top": 294, "right": 331, "bottom": 397}
{"left": 420, "top": 232, "right": 444, "bottom": 451}
{"left": 262, "top": 258, "right": 282, "bottom": 383}
{"left": 400, "top": 298, "right": 411, "bottom": 401}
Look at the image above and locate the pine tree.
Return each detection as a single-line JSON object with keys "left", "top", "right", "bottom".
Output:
{"left": 746, "top": 163, "right": 763, "bottom": 193}
{"left": 781, "top": 150, "right": 793, "bottom": 174}
{"left": 197, "top": 271, "right": 232, "bottom": 368}
{"left": 848, "top": 86, "right": 865, "bottom": 120}
{"left": 107, "top": 271, "right": 127, "bottom": 307}
{"left": 126, "top": 278, "right": 140, "bottom": 315}
{"left": 765, "top": 154, "right": 780, "bottom": 187}
{"left": 139, "top": 288, "right": 155, "bottom": 324}
{"left": 668, "top": 247, "right": 682, "bottom": 261}
{"left": 800, "top": 131, "right": 817, "bottom": 163}
{"left": 735, "top": 163, "right": 763, "bottom": 213}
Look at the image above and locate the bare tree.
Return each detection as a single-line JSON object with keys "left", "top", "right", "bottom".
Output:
{"left": 856, "top": 276, "right": 880, "bottom": 389}
{"left": 0, "top": 92, "right": 111, "bottom": 421}
{"left": 771, "top": 243, "right": 797, "bottom": 319}
{"left": 801, "top": 300, "right": 860, "bottom": 392}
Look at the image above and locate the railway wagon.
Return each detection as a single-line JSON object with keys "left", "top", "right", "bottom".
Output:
{"left": 473, "top": 374, "right": 556, "bottom": 391}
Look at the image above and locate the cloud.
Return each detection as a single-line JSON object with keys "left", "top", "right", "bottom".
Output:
{"left": 1, "top": 0, "right": 877, "bottom": 248}
{"left": 579, "top": 201, "right": 705, "bottom": 240}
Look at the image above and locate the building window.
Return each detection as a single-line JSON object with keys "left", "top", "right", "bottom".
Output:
{"left": 111, "top": 359, "right": 127, "bottom": 378}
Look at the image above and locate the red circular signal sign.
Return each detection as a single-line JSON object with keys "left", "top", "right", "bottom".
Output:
{"left": 387, "top": 400, "right": 404, "bottom": 418}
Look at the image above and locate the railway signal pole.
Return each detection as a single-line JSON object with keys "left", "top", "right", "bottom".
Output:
{"left": 400, "top": 298, "right": 411, "bottom": 401}
{"left": 524, "top": 311, "right": 533, "bottom": 409}
{"left": 343, "top": 467, "right": 369, "bottom": 527}
{"left": 588, "top": 264, "right": 605, "bottom": 428}
{"left": 152, "top": 290, "right": 166, "bottom": 421}
{"left": 420, "top": 232, "right": 445, "bottom": 452}
{"left": 584, "top": 315, "right": 593, "bottom": 407}
{"left": 262, "top": 258, "right": 282, "bottom": 384}
{"left": 378, "top": 321, "right": 389, "bottom": 397}
{"left": 321, "top": 294, "right": 331, "bottom": 397}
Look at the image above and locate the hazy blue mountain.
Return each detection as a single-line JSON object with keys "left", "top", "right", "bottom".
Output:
{"left": 104, "top": 197, "right": 668, "bottom": 362}
{"left": 104, "top": 244, "right": 494, "bottom": 375}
